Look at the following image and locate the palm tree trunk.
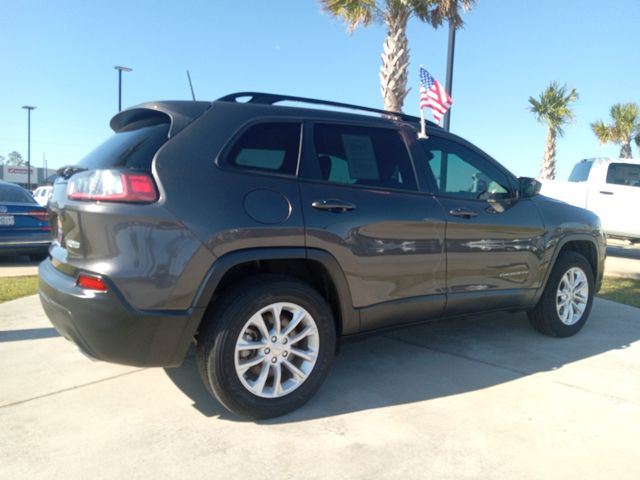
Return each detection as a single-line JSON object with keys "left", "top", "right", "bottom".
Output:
{"left": 379, "top": 1, "right": 410, "bottom": 112}
{"left": 540, "top": 127, "right": 557, "bottom": 179}
{"left": 620, "top": 141, "right": 632, "bottom": 159}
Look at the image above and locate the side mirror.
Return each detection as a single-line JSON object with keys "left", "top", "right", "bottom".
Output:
{"left": 518, "top": 177, "right": 541, "bottom": 198}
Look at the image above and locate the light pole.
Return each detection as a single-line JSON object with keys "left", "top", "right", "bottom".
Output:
{"left": 443, "top": 24, "right": 456, "bottom": 132}
{"left": 22, "top": 105, "right": 36, "bottom": 190}
{"left": 114, "top": 66, "right": 133, "bottom": 112}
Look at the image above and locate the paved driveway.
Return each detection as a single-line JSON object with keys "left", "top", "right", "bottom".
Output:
{"left": 1, "top": 295, "right": 639, "bottom": 479}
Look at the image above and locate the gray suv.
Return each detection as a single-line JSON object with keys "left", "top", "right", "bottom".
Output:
{"left": 39, "top": 92, "right": 606, "bottom": 419}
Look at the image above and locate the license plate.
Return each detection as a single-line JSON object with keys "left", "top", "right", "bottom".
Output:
{"left": 0, "top": 215, "right": 15, "bottom": 226}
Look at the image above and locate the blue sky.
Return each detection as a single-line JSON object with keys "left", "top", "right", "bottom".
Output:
{"left": 1, "top": 0, "right": 638, "bottom": 180}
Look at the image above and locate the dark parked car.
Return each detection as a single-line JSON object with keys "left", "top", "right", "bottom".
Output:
{"left": 0, "top": 180, "right": 51, "bottom": 259}
{"left": 39, "top": 93, "right": 606, "bottom": 418}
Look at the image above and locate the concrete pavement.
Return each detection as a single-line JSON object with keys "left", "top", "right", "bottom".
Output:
{"left": 1, "top": 295, "right": 639, "bottom": 479}
{"left": 0, "top": 256, "right": 40, "bottom": 278}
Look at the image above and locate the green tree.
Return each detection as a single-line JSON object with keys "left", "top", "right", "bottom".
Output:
{"left": 591, "top": 103, "right": 639, "bottom": 159}
{"left": 320, "top": 0, "right": 475, "bottom": 112}
{"left": 0, "top": 154, "right": 5, "bottom": 166}
{"left": 6, "top": 151, "right": 25, "bottom": 166}
{"left": 528, "top": 82, "right": 578, "bottom": 180}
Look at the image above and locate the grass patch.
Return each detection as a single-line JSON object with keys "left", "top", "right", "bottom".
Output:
{"left": 598, "top": 276, "right": 640, "bottom": 309}
{"left": 0, "top": 276, "right": 38, "bottom": 303}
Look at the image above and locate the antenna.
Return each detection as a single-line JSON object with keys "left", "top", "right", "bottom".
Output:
{"left": 186, "top": 70, "right": 196, "bottom": 101}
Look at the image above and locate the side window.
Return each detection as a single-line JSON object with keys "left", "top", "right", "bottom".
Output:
{"left": 312, "top": 124, "right": 417, "bottom": 191}
{"left": 568, "top": 161, "right": 593, "bottom": 182}
{"left": 419, "top": 137, "right": 511, "bottom": 200}
{"left": 225, "top": 122, "right": 301, "bottom": 175}
{"left": 606, "top": 163, "right": 640, "bottom": 187}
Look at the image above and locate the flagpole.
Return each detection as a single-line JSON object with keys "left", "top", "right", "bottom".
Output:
{"left": 418, "top": 108, "right": 428, "bottom": 139}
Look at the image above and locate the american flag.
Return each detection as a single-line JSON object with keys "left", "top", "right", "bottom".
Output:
{"left": 419, "top": 67, "right": 452, "bottom": 125}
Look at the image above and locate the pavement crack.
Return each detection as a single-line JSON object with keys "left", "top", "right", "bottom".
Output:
{"left": 0, "top": 368, "right": 147, "bottom": 410}
{"left": 382, "top": 334, "right": 640, "bottom": 407}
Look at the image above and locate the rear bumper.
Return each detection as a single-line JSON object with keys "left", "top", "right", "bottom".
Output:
{"left": 38, "top": 259, "right": 204, "bottom": 367}
{"left": 0, "top": 238, "right": 50, "bottom": 256}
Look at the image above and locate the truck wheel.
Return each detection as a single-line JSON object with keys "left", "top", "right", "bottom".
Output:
{"left": 528, "top": 251, "right": 594, "bottom": 337}
{"left": 196, "top": 275, "right": 336, "bottom": 419}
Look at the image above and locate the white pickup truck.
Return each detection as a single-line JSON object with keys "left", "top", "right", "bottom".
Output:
{"left": 539, "top": 157, "right": 640, "bottom": 242}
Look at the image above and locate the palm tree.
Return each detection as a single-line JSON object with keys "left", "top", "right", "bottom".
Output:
{"left": 320, "top": 0, "right": 475, "bottom": 112}
{"left": 528, "top": 82, "right": 578, "bottom": 180}
{"left": 591, "top": 103, "right": 639, "bottom": 159}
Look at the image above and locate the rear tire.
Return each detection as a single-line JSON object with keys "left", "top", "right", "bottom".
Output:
{"left": 528, "top": 251, "right": 594, "bottom": 337}
{"left": 196, "top": 275, "right": 336, "bottom": 419}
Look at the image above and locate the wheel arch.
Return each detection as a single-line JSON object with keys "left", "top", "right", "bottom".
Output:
{"left": 190, "top": 247, "right": 359, "bottom": 339}
{"left": 533, "top": 235, "right": 602, "bottom": 305}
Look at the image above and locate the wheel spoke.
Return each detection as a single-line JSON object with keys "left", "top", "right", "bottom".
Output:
{"left": 237, "top": 340, "right": 266, "bottom": 352}
{"left": 290, "top": 347, "right": 315, "bottom": 362}
{"left": 251, "top": 362, "right": 271, "bottom": 394}
{"left": 272, "top": 364, "right": 282, "bottom": 396}
{"left": 249, "top": 313, "right": 270, "bottom": 340}
{"left": 281, "top": 309, "right": 305, "bottom": 337}
{"left": 289, "top": 327, "right": 314, "bottom": 345}
{"left": 270, "top": 304, "right": 283, "bottom": 335}
{"left": 237, "top": 354, "right": 265, "bottom": 373}
{"left": 283, "top": 359, "right": 306, "bottom": 380}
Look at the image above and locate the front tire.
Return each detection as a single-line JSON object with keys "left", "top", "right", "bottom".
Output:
{"left": 528, "top": 251, "right": 594, "bottom": 337}
{"left": 196, "top": 275, "right": 336, "bottom": 419}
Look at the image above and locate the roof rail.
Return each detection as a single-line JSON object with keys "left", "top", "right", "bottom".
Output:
{"left": 216, "top": 91, "right": 431, "bottom": 126}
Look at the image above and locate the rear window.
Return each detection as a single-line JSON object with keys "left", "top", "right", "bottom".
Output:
{"left": 606, "top": 163, "right": 640, "bottom": 187}
{"left": 0, "top": 185, "right": 37, "bottom": 203}
{"left": 568, "top": 160, "right": 593, "bottom": 182}
{"left": 224, "top": 122, "right": 301, "bottom": 175}
{"left": 77, "top": 120, "right": 170, "bottom": 171}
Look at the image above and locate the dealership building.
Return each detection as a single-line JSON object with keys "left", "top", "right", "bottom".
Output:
{"left": 0, "top": 165, "right": 57, "bottom": 190}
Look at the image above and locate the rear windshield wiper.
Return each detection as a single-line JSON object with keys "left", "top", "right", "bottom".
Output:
{"left": 57, "top": 165, "right": 87, "bottom": 179}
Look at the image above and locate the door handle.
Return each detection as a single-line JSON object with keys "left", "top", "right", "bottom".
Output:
{"left": 449, "top": 208, "right": 478, "bottom": 219}
{"left": 599, "top": 191, "right": 614, "bottom": 195}
{"left": 312, "top": 199, "right": 356, "bottom": 213}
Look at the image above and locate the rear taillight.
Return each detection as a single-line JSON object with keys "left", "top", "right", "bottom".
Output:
{"left": 28, "top": 210, "right": 48, "bottom": 221}
{"left": 67, "top": 169, "right": 158, "bottom": 203}
{"left": 28, "top": 210, "right": 51, "bottom": 231}
{"left": 76, "top": 274, "right": 108, "bottom": 292}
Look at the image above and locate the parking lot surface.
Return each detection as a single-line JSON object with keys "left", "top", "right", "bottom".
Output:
{"left": 1, "top": 295, "right": 639, "bottom": 479}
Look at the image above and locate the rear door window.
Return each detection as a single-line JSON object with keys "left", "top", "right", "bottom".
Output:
{"left": 77, "top": 120, "right": 170, "bottom": 171}
{"left": 310, "top": 124, "right": 417, "bottom": 191}
{"left": 0, "top": 185, "right": 37, "bottom": 203}
{"left": 606, "top": 163, "right": 640, "bottom": 187}
{"left": 224, "top": 122, "right": 301, "bottom": 175}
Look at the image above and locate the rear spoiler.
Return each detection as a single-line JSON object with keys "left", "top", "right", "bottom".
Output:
{"left": 110, "top": 101, "right": 212, "bottom": 137}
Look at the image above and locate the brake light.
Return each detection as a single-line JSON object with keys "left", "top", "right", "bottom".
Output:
{"left": 28, "top": 210, "right": 48, "bottom": 221}
{"left": 76, "top": 274, "right": 108, "bottom": 292}
{"left": 67, "top": 169, "right": 158, "bottom": 203}
{"left": 27, "top": 210, "right": 51, "bottom": 231}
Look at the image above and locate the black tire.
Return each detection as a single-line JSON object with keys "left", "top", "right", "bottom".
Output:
{"left": 196, "top": 275, "right": 336, "bottom": 419}
{"left": 528, "top": 251, "right": 595, "bottom": 337}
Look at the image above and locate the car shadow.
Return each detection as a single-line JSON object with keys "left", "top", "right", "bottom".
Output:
{"left": 0, "top": 327, "right": 60, "bottom": 342}
{"left": 607, "top": 243, "right": 640, "bottom": 260}
{"left": 164, "top": 299, "right": 640, "bottom": 423}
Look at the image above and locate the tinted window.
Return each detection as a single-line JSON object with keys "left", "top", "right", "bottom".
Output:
{"left": 226, "top": 123, "right": 301, "bottom": 175}
{"left": 606, "top": 163, "right": 640, "bottom": 187}
{"left": 0, "top": 184, "right": 37, "bottom": 203}
{"left": 312, "top": 124, "right": 417, "bottom": 191}
{"left": 568, "top": 160, "right": 593, "bottom": 182}
{"left": 419, "top": 137, "right": 511, "bottom": 199}
{"left": 77, "top": 120, "right": 170, "bottom": 171}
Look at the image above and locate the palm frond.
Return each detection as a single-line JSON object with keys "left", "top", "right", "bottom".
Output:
{"left": 320, "top": 0, "right": 381, "bottom": 32}
{"left": 528, "top": 82, "right": 578, "bottom": 137}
